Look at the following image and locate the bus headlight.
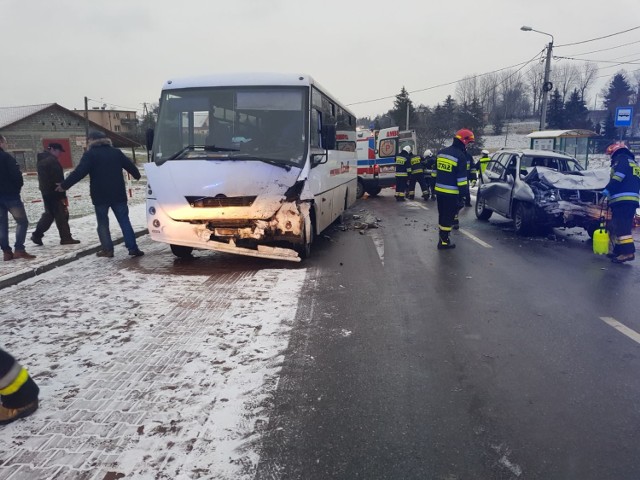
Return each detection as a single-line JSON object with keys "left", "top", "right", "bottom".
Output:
{"left": 148, "top": 206, "right": 156, "bottom": 215}
{"left": 152, "top": 219, "right": 161, "bottom": 228}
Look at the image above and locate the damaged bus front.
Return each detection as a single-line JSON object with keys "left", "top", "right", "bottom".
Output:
{"left": 145, "top": 73, "right": 357, "bottom": 261}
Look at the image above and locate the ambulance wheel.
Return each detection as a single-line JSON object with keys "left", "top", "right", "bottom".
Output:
{"left": 170, "top": 244, "right": 194, "bottom": 258}
{"left": 356, "top": 179, "right": 365, "bottom": 199}
{"left": 366, "top": 187, "right": 382, "bottom": 197}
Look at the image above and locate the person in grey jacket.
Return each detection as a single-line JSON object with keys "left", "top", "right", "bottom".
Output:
{"left": 57, "top": 130, "right": 143, "bottom": 258}
{"left": 0, "top": 135, "right": 36, "bottom": 261}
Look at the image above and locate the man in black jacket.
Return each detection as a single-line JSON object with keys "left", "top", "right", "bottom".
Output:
{"left": 31, "top": 143, "right": 80, "bottom": 246}
{"left": 0, "top": 135, "right": 36, "bottom": 261}
{"left": 57, "top": 131, "right": 144, "bottom": 258}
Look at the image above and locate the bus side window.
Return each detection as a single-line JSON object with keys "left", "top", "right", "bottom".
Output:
{"left": 311, "top": 109, "right": 322, "bottom": 148}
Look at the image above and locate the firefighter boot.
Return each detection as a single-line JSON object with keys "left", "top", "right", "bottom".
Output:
{"left": 0, "top": 400, "right": 39, "bottom": 425}
{"left": 437, "top": 231, "right": 455, "bottom": 250}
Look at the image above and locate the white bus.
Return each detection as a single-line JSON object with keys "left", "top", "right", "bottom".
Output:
{"left": 145, "top": 73, "right": 357, "bottom": 262}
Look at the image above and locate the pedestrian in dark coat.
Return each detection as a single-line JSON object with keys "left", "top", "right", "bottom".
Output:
{"left": 31, "top": 143, "right": 80, "bottom": 246}
{"left": 0, "top": 347, "right": 39, "bottom": 426}
{"left": 57, "top": 131, "right": 144, "bottom": 258}
{"left": 0, "top": 135, "right": 36, "bottom": 261}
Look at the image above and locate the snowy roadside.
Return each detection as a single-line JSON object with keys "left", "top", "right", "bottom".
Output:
{"left": 1, "top": 227, "right": 310, "bottom": 479}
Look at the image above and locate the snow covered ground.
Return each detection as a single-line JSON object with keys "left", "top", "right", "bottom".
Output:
{"left": 1, "top": 175, "right": 311, "bottom": 479}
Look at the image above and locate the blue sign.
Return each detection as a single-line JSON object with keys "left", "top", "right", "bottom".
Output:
{"left": 615, "top": 107, "right": 633, "bottom": 127}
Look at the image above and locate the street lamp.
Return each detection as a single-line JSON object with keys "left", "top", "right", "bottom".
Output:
{"left": 521, "top": 26, "right": 554, "bottom": 130}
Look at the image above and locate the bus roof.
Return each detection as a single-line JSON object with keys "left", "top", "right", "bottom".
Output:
{"left": 161, "top": 72, "right": 354, "bottom": 116}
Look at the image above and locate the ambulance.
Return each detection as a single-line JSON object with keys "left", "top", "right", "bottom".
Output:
{"left": 355, "top": 127, "right": 417, "bottom": 198}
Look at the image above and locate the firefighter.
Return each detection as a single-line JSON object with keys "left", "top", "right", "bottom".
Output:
{"left": 463, "top": 150, "right": 477, "bottom": 207}
{"left": 477, "top": 149, "right": 491, "bottom": 175}
{"left": 602, "top": 142, "right": 640, "bottom": 264}
{"left": 422, "top": 149, "right": 437, "bottom": 200}
{"left": 407, "top": 150, "right": 429, "bottom": 200}
{"left": 0, "top": 348, "right": 39, "bottom": 425}
{"left": 435, "top": 129, "right": 474, "bottom": 249}
{"left": 395, "top": 145, "right": 412, "bottom": 201}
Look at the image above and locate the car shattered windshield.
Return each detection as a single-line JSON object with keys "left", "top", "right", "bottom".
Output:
{"left": 152, "top": 86, "right": 308, "bottom": 167}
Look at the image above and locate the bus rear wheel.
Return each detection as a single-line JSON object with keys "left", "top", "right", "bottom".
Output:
{"left": 170, "top": 244, "right": 194, "bottom": 258}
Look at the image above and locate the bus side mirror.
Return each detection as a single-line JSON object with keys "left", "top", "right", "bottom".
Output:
{"left": 321, "top": 124, "right": 336, "bottom": 151}
{"left": 146, "top": 128, "right": 154, "bottom": 151}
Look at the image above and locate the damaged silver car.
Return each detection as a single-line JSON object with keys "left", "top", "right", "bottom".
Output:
{"left": 475, "top": 149, "right": 610, "bottom": 236}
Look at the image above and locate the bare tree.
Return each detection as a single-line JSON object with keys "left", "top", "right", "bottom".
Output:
{"left": 455, "top": 75, "right": 480, "bottom": 106}
{"left": 576, "top": 62, "right": 599, "bottom": 105}
{"left": 525, "top": 63, "right": 544, "bottom": 116}
{"left": 498, "top": 70, "right": 527, "bottom": 119}
{"left": 478, "top": 73, "right": 500, "bottom": 123}
{"left": 554, "top": 62, "right": 580, "bottom": 103}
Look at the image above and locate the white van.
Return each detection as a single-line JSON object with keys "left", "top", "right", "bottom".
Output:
{"left": 145, "top": 73, "right": 357, "bottom": 262}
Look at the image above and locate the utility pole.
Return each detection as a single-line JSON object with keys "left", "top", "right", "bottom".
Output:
{"left": 405, "top": 101, "right": 410, "bottom": 131}
{"left": 539, "top": 40, "right": 554, "bottom": 131}
{"left": 521, "top": 26, "right": 554, "bottom": 131}
{"left": 84, "top": 96, "right": 89, "bottom": 145}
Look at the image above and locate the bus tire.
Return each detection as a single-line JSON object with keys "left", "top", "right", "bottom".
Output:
{"left": 366, "top": 187, "right": 382, "bottom": 197}
{"left": 296, "top": 215, "right": 315, "bottom": 259}
{"left": 170, "top": 244, "right": 194, "bottom": 258}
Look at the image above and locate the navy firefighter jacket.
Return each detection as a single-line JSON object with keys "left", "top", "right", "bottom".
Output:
{"left": 435, "top": 138, "right": 469, "bottom": 198}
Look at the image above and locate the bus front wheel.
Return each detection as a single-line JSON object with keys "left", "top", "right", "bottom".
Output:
{"left": 170, "top": 244, "right": 194, "bottom": 258}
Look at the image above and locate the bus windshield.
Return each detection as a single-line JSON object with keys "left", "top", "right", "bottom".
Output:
{"left": 153, "top": 86, "right": 308, "bottom": 167}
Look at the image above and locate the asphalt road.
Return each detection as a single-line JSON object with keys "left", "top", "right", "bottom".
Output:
{"left": 255, "top": 189, "right": 640, "bottom": 480}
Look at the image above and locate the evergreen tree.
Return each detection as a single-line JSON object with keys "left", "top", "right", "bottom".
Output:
{"left": 458, "top": 97, "right": 485, "bottom": 154}
{"left": 603, "top": 72, "right": 633, "bottom": 113}
{"left": 546, "top": 89, "right": 565, "bottom": 129}
{"left": 564, "top": 89, "right": 590, "bottom": 129}
{"left": 390, "top": 86, "right": 417, "bottom": 129}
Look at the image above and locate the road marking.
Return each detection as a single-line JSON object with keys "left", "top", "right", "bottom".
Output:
{"left": 406, "top": 200, "right": 429, "bottom": 210}
{"left": 600, "top": 316, "right": 640, "bottom": 344}
{"left": 369, "top": 230, "right": 385, "bottom": 265}
{"left": 459, "top": 228, "right": 493, "bottom": 248}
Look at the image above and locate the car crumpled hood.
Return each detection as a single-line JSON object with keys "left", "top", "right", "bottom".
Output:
{"left": 524, "top": 166, "right": 609, "bottom": 190}
{"left": 145, "top": 160, "right": 303, "bottom": 221}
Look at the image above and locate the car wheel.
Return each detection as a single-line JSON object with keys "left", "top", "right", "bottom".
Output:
{"left": 475, "top": 194, "right": 493, "bottom": 221}
{"left": 356, "top": 179, "right": 365, "bottom": 199}
{"left": 513, "top": 202, "right": 535, "bottom": 236}
{"left": 170, "top": 244, "right": 194, "bottom": 258}
{"left": 586, "top": 221, "right": 601, "bottom": 239}
{"left": 366, "top": 187, "right": 382, "bottom": 197}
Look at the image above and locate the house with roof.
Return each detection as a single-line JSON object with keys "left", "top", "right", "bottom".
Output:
{"left": 0, "top": 103, "right": 140, "bottom": 172}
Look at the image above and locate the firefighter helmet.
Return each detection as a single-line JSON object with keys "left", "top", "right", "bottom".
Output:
{"left": 424, "top": 149, "right": 433, "bottom": 157}
{"left": 605, "top": 142, "right": 631, "bottom": 157}
{"left": 455, "top": 129, "right": 475, "bottom": 145}
{"left": 402, "top": 145, "right": 412, "bottom": 154}
{"left": 481, "top": 149, "right": 489, "bottom": 155}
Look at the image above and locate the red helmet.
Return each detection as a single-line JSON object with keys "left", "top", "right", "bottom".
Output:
{"left": 605, "top": 142, "right": 631, "bottom": 157}
{"left": 455, "top": 129, "right": 475, "bottom": 145}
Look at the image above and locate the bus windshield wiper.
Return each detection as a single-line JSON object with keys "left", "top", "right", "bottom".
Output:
{"left": 168, "top": 144, "right": 239, "bottom": 160}
{"left": 225, "top": 153, "right": 296, "bottom": 171}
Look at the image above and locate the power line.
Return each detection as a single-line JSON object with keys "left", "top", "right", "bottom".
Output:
{"left": 86, "top": 97, "right": 141, "bottom": 112}
{"left": 555, "top": 25, "right": 640, "bottom": 48}
{"left": 556, "top": 55, "right": 640, "bottom": 66}
{"left": 564, "top": 39, "right": 640, "bottom": 57}
{"left": 346, "top": 49, "right": 545, "bottom": 107}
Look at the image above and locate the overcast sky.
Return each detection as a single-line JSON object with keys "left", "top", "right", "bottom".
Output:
{"left": 3, "top": 0, "right": 639, "bottom": 119}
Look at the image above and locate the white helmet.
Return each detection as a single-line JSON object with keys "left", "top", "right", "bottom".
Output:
{"left": 424, "top": 149, "right": 433, "bottom": 157}
{"left": 481, "top": 149, "right": 489, "bottom": 155}
{"left": 402, "top": 145, "right": 412, "bottom": 154}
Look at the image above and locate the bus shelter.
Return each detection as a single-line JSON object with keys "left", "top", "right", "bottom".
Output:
{"left": 527, "top": 129, "right": 597, "bottom": 168}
